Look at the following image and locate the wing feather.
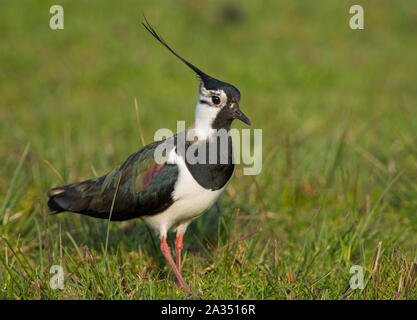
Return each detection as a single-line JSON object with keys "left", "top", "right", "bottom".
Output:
{"left": 47, "top": 140, "right": 179, "bottom": 221}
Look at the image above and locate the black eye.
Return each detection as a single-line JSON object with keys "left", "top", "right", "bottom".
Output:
{"left": 211, "top": 96, "right": 221, "bottom": 105}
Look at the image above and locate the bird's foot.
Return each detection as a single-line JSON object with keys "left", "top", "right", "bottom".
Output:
{"left": 160, "top": 236, "right": 194, "bottom": 296}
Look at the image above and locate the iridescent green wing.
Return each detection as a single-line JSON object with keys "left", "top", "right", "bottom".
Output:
{"left": 48, "top": 140, "right": 179, "bottom": 221}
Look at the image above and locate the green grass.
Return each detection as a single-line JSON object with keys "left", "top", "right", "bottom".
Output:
{"left": 1, "top": 0, "right": 417, "bottom": 299}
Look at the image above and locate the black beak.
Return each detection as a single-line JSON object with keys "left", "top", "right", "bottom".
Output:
{"left": 232, "top": 103, "right": 251, "bottom": 125}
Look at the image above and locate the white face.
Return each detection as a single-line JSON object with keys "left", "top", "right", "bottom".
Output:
{"left": 198, "top": 85, "right": 228, "bottom": 108}
{"left": 193, "top": 85, "right": 228, "bottom": 137}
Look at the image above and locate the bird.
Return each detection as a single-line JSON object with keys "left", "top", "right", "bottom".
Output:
{"left": 47, "top": 18, "right": 251, "bottom": 295}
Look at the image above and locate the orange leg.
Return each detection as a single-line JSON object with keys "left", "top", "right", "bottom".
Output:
{"left": 160, "top": 236, "right": 191, "bottom": 295}
{"left": 175, "top": 233, "right": 184, "bottom": 272}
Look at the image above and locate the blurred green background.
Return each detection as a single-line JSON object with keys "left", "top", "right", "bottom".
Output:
{"left": 1, "top": 0, "right": 417, "bottom": 299}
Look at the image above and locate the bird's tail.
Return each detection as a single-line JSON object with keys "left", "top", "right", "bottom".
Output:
{"left": 47, "top": 177, "right": 106, "bottom": 218}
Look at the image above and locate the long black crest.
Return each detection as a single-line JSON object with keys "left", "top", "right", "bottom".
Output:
{"left": 142, "top": 16, "right": 211, "bottom": 83}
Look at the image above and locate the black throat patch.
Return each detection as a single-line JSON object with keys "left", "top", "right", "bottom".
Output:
{"left": 180, "top": 135, "right": 235, "bottom": 191}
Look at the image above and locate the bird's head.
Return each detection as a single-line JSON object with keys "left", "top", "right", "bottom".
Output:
{"left": 143, "top": 18, "right": 250, "bottom": 133}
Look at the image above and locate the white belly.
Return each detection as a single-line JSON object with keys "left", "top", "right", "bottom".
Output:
{"left": 141, "top": 147, "right": 233, "bottom": 237}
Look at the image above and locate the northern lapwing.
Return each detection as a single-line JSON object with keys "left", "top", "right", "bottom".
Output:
{"left": 47, "top": 18, "right": 251, "bottom": 295}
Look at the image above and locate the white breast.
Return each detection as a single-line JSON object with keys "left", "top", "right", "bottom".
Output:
{"left": 141, "top": 146, "right": 233, "bottom": 237}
